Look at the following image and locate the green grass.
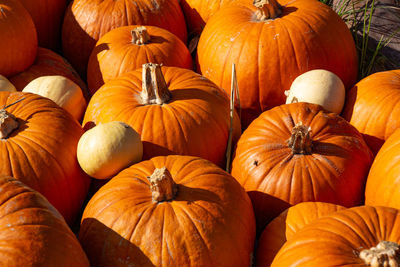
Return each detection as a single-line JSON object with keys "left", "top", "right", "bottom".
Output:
{"left": 323, "top": 0, "right": 400, "bottom": 79}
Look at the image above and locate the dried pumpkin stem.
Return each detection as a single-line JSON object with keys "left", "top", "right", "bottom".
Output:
{"left": 148, "top": 167, "right": 178, "bottom": 203}
{"left": 131, "top": 26, "right": 151, "bottom": 45}
{"left": 287, "top": 122, "right": 312, "bottom": 154}
{"left": 0, "top": 97, "right": 24, "bottom": 139}
{"left": 359, "top": 241, "right": 400, "bottom": 267}
{"left": 140, "top": 63, "right": 172, "bottom": 105}
{"left": 253, "top": 0, "right": 282, "bottom": 20}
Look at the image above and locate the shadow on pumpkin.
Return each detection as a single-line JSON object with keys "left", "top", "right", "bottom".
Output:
{"left": 80, "top": 218, "right": 155, "bottom": 267}
{"left": 247, "top": 190, "right": 291, "bottom": 236}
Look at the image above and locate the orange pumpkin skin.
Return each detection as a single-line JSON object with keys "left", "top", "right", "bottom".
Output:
{"left": 18, "top": 0, "right": 67, "bottom": 50}
{"left": 62, "top": 0, "right": 188, "bottom": 77}
{"left": 79, "top": 155, "right": 256, "bottom": 266}
{"left": 342, "top": 70, "right": 400, "bottom": 155}
{"left": 0, "top": 92, "right": 91, "bottom": 225}
{"left": 87, "top": 25, "right": 193, "bottom": 95}
{"left": 83, "top": 66, "right": 241, "bottom": 168}
{"left": 255, "top": 202, "right": 345, "bottom": 267}
{"left": 231, "top": 102, "right": 373, "bottom": 232}
{"left": 0, "top": 176, "right": 89, "bottom": 266}
{"left": 9, "top": 47, "right": 89, "bottom": 100}
{"left": 197, "top": 0, "right": 358, "bottom": 129}
{"left": 0, "top": 0, "right": 37, "bottom": 77}
{"left": 365, "top": 127, "right": 400, "bottom": 210}
{"left": 271, "top": 206, "right": 400, "bottom": 266}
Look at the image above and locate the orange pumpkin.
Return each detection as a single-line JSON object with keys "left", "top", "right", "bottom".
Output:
{"left": 79, "top": 155, "right": 256, "bottom": 266}
{"left": 271, "top": 206, "right": 400, "bottom": 266}
{"left": 83, "top": 63, "right": 241, "bottom": 168}
{"left": 0, "top": 91, "right": 90, "bottom": 224}
{"left": 0, "top": 176, "right": 89, "bottom": 266}
{"left": 87, "top": 25, "right": 193, "bottom": 95}
{"left": 62, "top": 0, "right": 187, "bottom": 77}
{"left": 9, "top": 47, "right": 89, "bottom": 101}
{"left": 18, "top": 0, "right": 67, "bottom": 50}
{"left": 231, "top": 102, "right": 373, "bottom": 232}
{"left": 255, "top": 202, "right": 345, "bottom": 267}
{"left": 342, "top": 69, "right": 400, "bottom": 155}
{"left": 197, "top": 0, "right": 358, "bottom": 128}
{"left": 0, "top": 0, "right": 37, "bottom": 77}
{"left": 365, "top": 127, "right": 400, "bottom": 210}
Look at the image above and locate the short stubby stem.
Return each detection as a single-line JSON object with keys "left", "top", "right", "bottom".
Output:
{"left": 359, "top": 241, "right": 400, "bottom": 267}
{"left": 0, "top": 109, "right": 18, "bottom": 139}
{"left": 287, "top": 122, "right": 312, "bottom": 154}
{"left": 140, "top": 63, "right": 172, "bottom": 105}
{"left": 253, "top": 0, "right": 282, "bottom": 21}
{"left": 131, "top": 26, "right": 151, "bottom": 45}
{"left": 148, "top": 167, "right": 178, "bottom": 203}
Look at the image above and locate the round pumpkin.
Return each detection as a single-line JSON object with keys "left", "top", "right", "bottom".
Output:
{"left": 22, "top": 75, "right": 87, "bottom": 121}
{"left": 18, "top": 0, "right": 67, "bottom": 50}
{"left": 9, "top": 47, "right": 89, "bottom": 100}
{"left": 255, "top": 202, "right": 345, "bottom": 267}
{"left": 342, "top": 69, "right": 400, "bottom": 155}
{"left": 231, "top": 102, "right": 373, "bottom": 232}
{"left": 365, "top": 127, "right": 400, "bottom": 210}
{"left": 197, "top": 0, "right": 358, "bottom": 129}
{"left": 79, "top": 155, "right": 256, "bottom": 266}
{"left": 87, "top": 25, "right": 193, "bottom": 94}
{"left": 62, "top": 0, "right": 188, "bottom": 78}
{"left": 271, "top": 206, "right": 400, "bottom": 266}
{"left": 77, "top": 121, "right": 143, "bottom": 179}
{"left": 83, "top": 63, "right": 241, "bottom": 168}
{"left": 0, "top": 91, "right": 91, "bottom": 224}
{"left": 0, "top": 0, "right": 37, "bottom": 77}
{"left": 0, "top": 75, "right": 16, "bottom": 92}
{"left": 0, "top": 176, "right": 89, "bottom": 266}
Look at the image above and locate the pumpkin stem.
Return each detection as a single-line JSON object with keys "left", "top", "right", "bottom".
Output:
{"left": 0, "top": 98, "right": 23, "bottom": 139}
{"left": 287, "top": 122, "right": 312, "bottom": 154}
{"left": 131, "top": 26, "right": 151, "bottom": 45}
{"left": 148, "top": 167, "right": 178, "bottom": 203}
{"left": 359, "top": 241, "right": 400, "bottom": 267}
{"left": 140, "top": 63, "right": 172, "bottom": 105}
{"left": 253, "top": 0, "right": 282, "bottom": 21}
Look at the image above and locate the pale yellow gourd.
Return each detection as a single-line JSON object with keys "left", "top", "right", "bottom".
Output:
{"left": 22, "top": 75, "right": 86, "bottom": 121}
{"left": 0, "top": 75, "right": 17, "bottom": 92}
{"left": 77, "top": 121, "right": 143, "bottom": 179}
{"left": 285, "top": 69, "right": 345, "bottom": 114}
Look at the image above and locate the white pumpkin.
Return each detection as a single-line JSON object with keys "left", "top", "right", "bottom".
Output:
{"left": 285, "top": 69, "right": 345, "bottom": 114}
{"left": 22, "top": 75, "right": 86, "bottom": 121}
{"left": 0, "top": 75, "right": 16, "bottom": 92}
{"left": 77, "top": 121, "right": 143, "bottom": 179}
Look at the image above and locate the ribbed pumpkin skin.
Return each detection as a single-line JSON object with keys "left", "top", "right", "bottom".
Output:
{"left": 62, "top": 0, "right": 187, "bottom": 77}
{"left": 83, "top": 66, "right": 241, "bottom": 168}
{"left": 255, "top": 202, "right": 345, "bottom": 267}
{"left": 9, "top": 47, "right": 88, "bottom": 100}
{"left": 79, "top": 155, "right": 256, "bottom": 266}
{"left": 87, "top": 25, "right": 193, "bottom": 95}
{"left": 365, "top": 127, "right": 400, "bottom": 210}
{"left": 342, "top": 70, "right": 400, "bottom": 155}
{"left": 231, "top": 102, "right": 373, "bottom": 231}
{"left": 271, "top": 206, "right": 400, "bottom": 266}
{"left": 0, "top": 176, "right": 89, "bottom": 267}
{"left": 0, "top": 92, "right": 90, "bottom": 224}
{"left": 197, "top": 0, "right": 358, "bottom": 129}
{"left": 0, "top": 0, "right": 37, "bottom": 77}
{"left": 18, "top": 0, "right": 66, "bottom": 50}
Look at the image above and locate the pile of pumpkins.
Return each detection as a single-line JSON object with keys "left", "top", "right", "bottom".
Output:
{"left": 1, "top": 0, "right": 400, "bottom": 266}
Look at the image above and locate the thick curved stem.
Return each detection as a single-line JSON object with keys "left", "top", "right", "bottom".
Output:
{"left": 140, "top": 63, "right": 172, "bottom": 105}
{"left": 253, "top": 0, "right": 282, "bottom": 21}
{"left": 148, "top": 167, "right": 178, "bottom": 203}
{"left": 287, "top": 122, "right": 312, "bottom": 154}
{"left": 359, "top": 241, "right": 400, "bottom": 267}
